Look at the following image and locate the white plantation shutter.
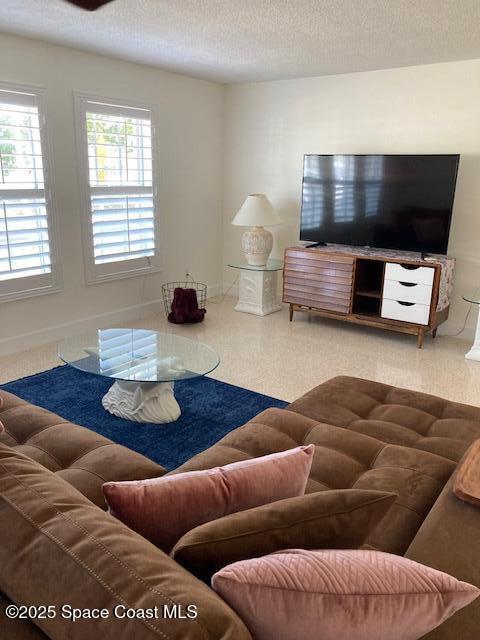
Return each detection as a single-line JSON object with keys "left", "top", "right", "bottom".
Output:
{"left": 0, "top": 85, "right": 59, "bottom": 301}
{"left": 76, "top": 95, "right": 160, "bottom": 283}
{"left": 98, "top": 328, "right": 158, "bottom": 379}
{"left": 91, "top": 192, "right": 155, "bottom": 264}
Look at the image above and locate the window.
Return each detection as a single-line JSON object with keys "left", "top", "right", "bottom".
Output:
{"left": 0, "top": 84, "right": 60, "bottom": 302}
{"left": 75, "top": 94, "right": 160, "bottom": 283}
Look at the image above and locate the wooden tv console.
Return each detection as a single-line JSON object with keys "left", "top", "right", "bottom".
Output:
{"left": 283, "top": 246, "right": 450, "bottom": 348}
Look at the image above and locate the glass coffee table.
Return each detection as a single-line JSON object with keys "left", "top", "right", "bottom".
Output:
{"left": 58, "top": 328, "right": 219, "bottom": 424}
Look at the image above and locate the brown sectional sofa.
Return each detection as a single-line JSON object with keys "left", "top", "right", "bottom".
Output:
{"left": 1, "top": 376, "right": 480, "bottom": 639}
{"left": 0, "top": 389, "right": 165, "bottom": 508}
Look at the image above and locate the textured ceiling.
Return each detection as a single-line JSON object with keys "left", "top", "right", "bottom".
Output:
{"left": 0, "top": 0, "right": 480, "bottom": 83}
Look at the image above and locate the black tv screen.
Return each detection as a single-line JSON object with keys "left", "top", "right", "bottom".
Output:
{"left": 300, "top": 154, "right": 459, "bottom": 254}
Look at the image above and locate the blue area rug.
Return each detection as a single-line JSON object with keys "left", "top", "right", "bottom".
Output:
{"left": 1, "top": 367, "right": 287, "bottom": 470}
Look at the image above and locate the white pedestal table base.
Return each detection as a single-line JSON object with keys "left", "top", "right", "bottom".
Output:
{"left": 102, "top": 380, "right": 181, "bottom": 423}
{"left": 234, "top": 268, "right": 282, "bottom": 316}
{"left": 465, "top": 304, "right": 480, "bottom": 362}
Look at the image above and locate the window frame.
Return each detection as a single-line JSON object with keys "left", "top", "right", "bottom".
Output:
{"left": 74, "top": 92, "right": 162, "bottom": 285}
{"left": 0, "top": 81, "right": 62, "bottom": 303}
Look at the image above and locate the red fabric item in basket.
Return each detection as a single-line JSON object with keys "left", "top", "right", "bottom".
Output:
{"left": 168, "top": 288, "right": 206, "bottom": 324}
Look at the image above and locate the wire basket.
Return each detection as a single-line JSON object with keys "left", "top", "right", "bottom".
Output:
{"left": 162, "top": 281, "right": 207, "bottom": 316}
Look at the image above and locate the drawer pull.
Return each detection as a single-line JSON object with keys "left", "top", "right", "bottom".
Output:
{"left": 383, "top": 279, "right": 433, "bottom": 305}
{"left": 400, "top": 264, "right": 421, "bottom": 271}
{"left": 381, "top": 298, "right": 430, "bottom": 325}
{"left": 384, "top": 262, "right": 435, "bottom": 286}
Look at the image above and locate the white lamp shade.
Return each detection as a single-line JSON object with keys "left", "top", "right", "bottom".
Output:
{"left": 231, "top": 194, "right": 282, "bottom": 227}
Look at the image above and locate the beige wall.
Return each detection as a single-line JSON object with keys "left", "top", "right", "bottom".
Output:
{"left": 2, "top": 41, "right": 479, "bottom": 354}
{"left": 0, "top": 34, "right": 224, "bottom": 354}
{"left": 223, "top": 60, "right": 480, "bottom": 336}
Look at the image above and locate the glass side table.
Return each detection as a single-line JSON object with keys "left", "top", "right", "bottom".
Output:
{"left": 228, "top": 259, "right": 284, "bottom": 316}
{"left": 463, "top": 290, "right": 480, "bottom": 361}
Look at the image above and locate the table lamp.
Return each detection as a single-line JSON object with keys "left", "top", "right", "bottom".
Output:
{"left": 231, "top": 194, "right": 282, "bottom": 266}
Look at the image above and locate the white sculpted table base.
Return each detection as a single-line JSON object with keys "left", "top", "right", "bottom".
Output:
{"left": 102, "top": 380, "right": 181, "bottom": 423}
{"left": 235, "top": 268, "right": 282, "bottom": 316}
{"left": 229, "top": 259, "right": 284, "bottom": 317}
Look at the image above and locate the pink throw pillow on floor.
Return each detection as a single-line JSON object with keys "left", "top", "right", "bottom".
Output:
{"left": 212, "top": 549, "right": 479, "bottom": 640}
{"left": 103, "top": 445, "right": 314, "bottom": 552}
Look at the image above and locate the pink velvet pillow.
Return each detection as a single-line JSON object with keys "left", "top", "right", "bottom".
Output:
{"left": 103, "top": 445, "right": 314, "bottom": 552}
{"left": 212, "top": 549, "right": 479, "bottom": 640}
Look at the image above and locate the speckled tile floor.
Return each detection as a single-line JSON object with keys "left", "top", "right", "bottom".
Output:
{"left": 1, "top": 297, "right": 478, "bottom": 406}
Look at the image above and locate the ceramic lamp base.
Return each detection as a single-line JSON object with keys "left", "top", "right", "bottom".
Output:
{"left": 241, "top": 226, "right": 273, "bottom": 266}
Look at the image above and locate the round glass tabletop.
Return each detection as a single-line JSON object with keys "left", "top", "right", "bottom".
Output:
{"left": 58, "top": 328, "right": 220, "bottom": 383}
{"left": 228, "top": 258, "right": 284, "bottom": 272}
{"left": 463, "top": 290, "right": 480, "bottom": 305}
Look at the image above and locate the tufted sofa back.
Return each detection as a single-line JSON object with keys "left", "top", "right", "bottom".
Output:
{"left": 0, "top": 389, "right": 166, "bottom": 507}
{"left": 172, "top": 377, "right": 480, "bottom": 555}
{"left": 288, "top": 376, "right": 480, "bottom": 462}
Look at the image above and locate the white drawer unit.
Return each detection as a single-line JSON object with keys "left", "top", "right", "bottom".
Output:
{"left": 381, "top": 299, "right": 430, "bottom": 325}
{"left": 384, "top": 262, "right": 435, "bottom": 286}
{"left": 382, "top": 279, "right": 433, "bottom": 305}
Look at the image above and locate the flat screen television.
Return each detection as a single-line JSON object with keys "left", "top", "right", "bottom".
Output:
{"left": 300, "top": 154, "right": 459, "bottom": 254}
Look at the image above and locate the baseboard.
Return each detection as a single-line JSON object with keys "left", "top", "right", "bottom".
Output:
{"left": 207, "top": 283, "right": 224, "bottom": 299}
{"left": 437, "top": 322, "right": 475, "bottom": 342}
{"left": 1, "top": 284, "right": 223, "bottom": 357}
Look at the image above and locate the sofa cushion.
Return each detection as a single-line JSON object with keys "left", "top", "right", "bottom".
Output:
{"left": 287, "top": 376, "right": 480, "bottom": 462}
{"left": 0, "top": 591, "right": 49, "bottom": 639}
{"left": 0, "top": 443, "right": 251, "bottom": 640}
{"left": 0, "top": 390, "right": 166, "bottom": 507}
{"left": 104, "top": 445, "right": 314, "bottom": 553}
{"left": 171, "top": 489, "right": 396, "bottom": 583}
{"left": 173, "top": 407, "right": 456, "bottom": 555}
{"left": 212, "top": 549, "right": 479, "bottom": 640}
{"left": 405, "top": 475, "right": 480, "bottom": 639}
